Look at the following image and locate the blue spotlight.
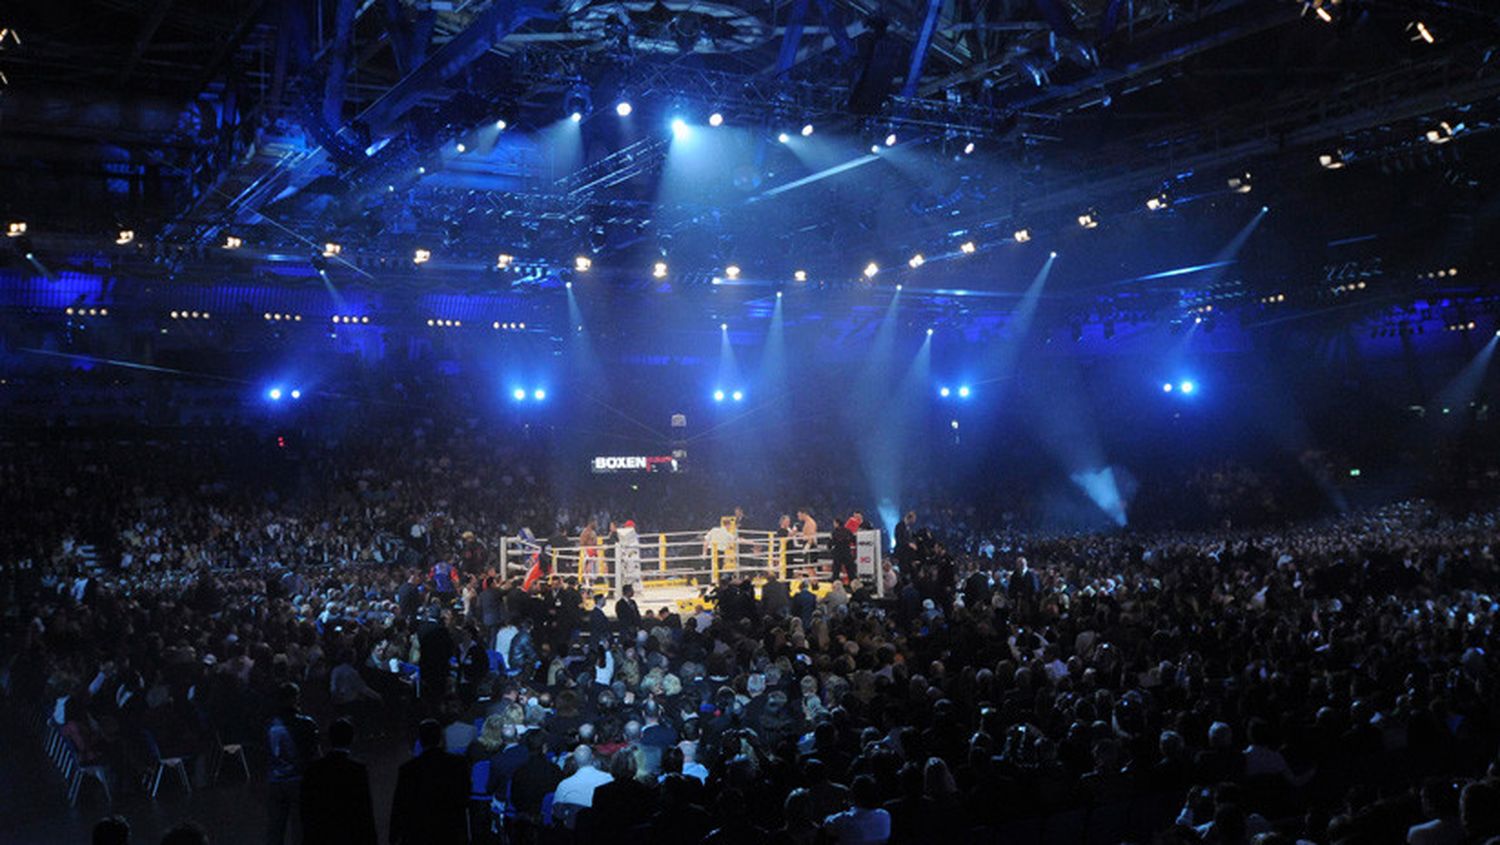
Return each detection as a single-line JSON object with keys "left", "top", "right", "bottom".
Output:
{"left": 939, "top": 387, "right": 951, "bottom": 398}
{"left": 570, "top": 111, "right": 582, "bottom": 123}
{"left": 1179, "top": 380, "right": 1195, "bottom": 394}
{"left": 732, "top": 390, "right": 744, "bottom": 402}
{"left": 267, "top": 388, "right": 283, "bottom": 401}
{"left": 290, "top": 389, "right": 302, "bottom": 400}
{"left": 777, "top": 132, "right": 790, "bottom": 144}
{"left": 533, "top": 388, "right": 546, "bottom": 401}
{"left": 709, "top": 112, "right": 724, "bottom": 127}
{"left": 615, "top": 101, "right": 632, "bottom": 117}
{"left": 671, "top": 118, "right": 690, "bottom": 140}
{"left": 713, "top": 390, "right": 725, "bottom": 403}
{"left": 512, "top": 388, "right": 527, "bottom": 401}
{"left": 1162, "top": 382, "right": 1173, "bottom": 392}
{"left": 958, "top": 385, "right": 971, "bottom": 398}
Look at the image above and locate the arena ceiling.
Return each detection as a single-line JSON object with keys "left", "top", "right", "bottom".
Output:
{"left": 1, "top": 0, "right": 1498, "bottom": 337}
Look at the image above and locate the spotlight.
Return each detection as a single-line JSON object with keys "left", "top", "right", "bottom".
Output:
{"left": 793, "top": 270, "right": 807, "bottom": 282}
{"left": 455, "top": 142, "right": 467, "bottom": 154}
{"left": 963, "top": 141, "right": 975, "bottom": 155}
{"left": 870, "top": 145, "right": 881, "bottom": 154}
{"left": 513, "top": 388, "right": 527, "bottom": 401}
{"left": 896, "top": 284, "right": 903, "bottom": 292}
{"left": 940, "top": 387, "right": 951, "bottom": 397}
{"left": 960, "top": 241, "right": 977, "bottom": 254}
{"left": 863, "top": 262, "right": 879, "bottom": 278}
{"left": 777, "top": 132, "right": 790, "bottom": 144}
{"left": 290, "top": 389, "right": 302, "bottom": 400}
{"left": 907, "top": 254, "right": 924, "bottom": 269}
{"left": 6, "top": 221, "right": 27, "bottom": 237}
{"left": 1146, "top": 192, "right": 1170, "bottom": 211}
{"left": 533, "top": 389, "right": 546, "bottom": 400}
{"left": 417, "top": 166, "right": 426, "bottom": 174}
{"left": 653, "top": 261, "right": 668, "bottom": 278}
{"left": 222, "top": 235, "right": 242, "bottom": 249}
{"left": 413, "top": 248, "right": 431, "bottom": 264}
{"left": 1077, "top": 210, "right": 1099, "bottom": 229}
{"left": 1227, "top": 172, "right": 1252, "bottom": 193}
{"left": 671, "top": 118, "right": 690, "bottom": 139}
{"left": 958, "top": 386, "right": 970, "bottom": 398}
{"left": 116, "top": 229, "right": 134, "bottom": 245}
{"left": 322, "top": 242, "right": 342, "bottom": 258}
{"left": 1049, "top": 250, "right": 1058, "bottom": 258}
{"left": 268, "top": 388, "right": 283, "bottom": 401}
{"left": 732, "top": 390, "right": 744, "bottom": 402}
{"left": 801, "top": 124, "right": 814, "bottom": 137}
{"left": 496, "top": 253, "right": 515, "bottom": 269}
{"left": 1319, "top": 150, "right": 1349, "bottom": 169}
{"left": 574, "top": 255, "right": 592, "bottom": 272}
{"left": 570, "top": 112, "right": 583, "bottom": 123}
{"left": 776, "top": 291, "right": 783, "bottom": 298}
{"left": 496, "top": 119, "right": 508, "bottom": 131}
{"left": 615, "top": 101, "right": 633, "bottom": 116}
{"left": 1179, "top": 380, "right": 1195, "bottom": 394}
{"left": 565, "top": 281, "right": 573, "bottom": 290}
{"left": 724, "top": 264, "right": 741, "bottom": 279}
{"left": 720, "top": 322, "right": 728, "bottom": 331}
{"left": 1409, "top": 21, "right": 1434, "bottom": 43}
{"left": 1013, "top": 228, "right": 1031, "bottom": 243}
{"left": 1162, "top": 382, "right": 1173, "bottom": 392}
{"left": 713, "top": 390, "right": 725, "bottom": 402}
{"left": 1425, "top": 121, "right": 1460, "bottom": 144}
{"left": 926, "top": 327, "right": 934, "bottom": 336}
{"left": 709, "top": 112, "right": 724, "bottom": 127}
{"left": 884, "top": 133, "right": 897, "bottom": 147}
{"left": 950, "top": 419, "right": 960, "bottom": 430}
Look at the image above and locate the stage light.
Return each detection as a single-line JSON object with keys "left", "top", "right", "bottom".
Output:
{"left": 290, "top": 389, "right": 302, "bottom": 399}
{"left": 776, "top": 290, "right": 783, "bottom": 298}
{"left": 793, "top": 270, "right": 807, "bottom": 282}
{"left": 907, "top": 254, "right": 924, "bottom": 269}
{"left": 322, "top": 242, "right": 342, "bottom": 258}
{"left": 960, "top": 241, "right": 977, "bottom": 254}
{"left": 512, "top": 388, "right": 526, "bottom": 401}
{"left": 223, "top": 235, "right": 242, "bottom": 249}
{"left": 801, "top": 124, "right": 814, "bottom": 137}
{"left": 950, "top": 420, "right": 959, "bottom": 430}
{"left": 778, "top": 132, "right": 790, "bottom": 144}
{"left": 1162, "top": 382, "right": 1173, "bottom": 392}
{"left": 884, "top": 133, "right": 897, "bottom": 147}
{"left": 455, "top": 142, "right": 467, "bottom": 153}
{"left": 732, "top": 390, "right": 744, "bottom": 402}
{"left": 116, "top": 229, "right": 134, "bottom": 245}
{"left": 496, "top": 253, "right": 515, "bottom": 269}
{"left": 1426, "top": 121, "right": 1459, "bottom": 144}
{"left": 496, "top": 119, "right": 508, "bottom": 130}
{"left": 533, "top": 389, "right": 546, "bottom": 401}
{"left": 713, "top": 390, "right": 725, "bottom": 402}
{"left": 1319, "top": 150, "right": 1348, "bottom": 169}
{"left": 1077, "top": 210, "right": 1099, "bottom": 229}
{"left": 1050, "top": 250, "right": 1058, "bottom": 258}
{"left": 671, "top": 118, "right": 690, "bottom": 139}
{"left": 863, "top": 262, "right": 879, "bottom": 278}
{"left": 268, "top": 388, "right": 283, "bottom": 401}
{"left": 724, "top": 264, "right": 741, "bottom": 279}
{"left": 926, "top": 327, "right": 934, "bottom": 336}
{"left": 1179, "top": 381, "right": 1195, "bottom": 394}
{"left": 896, "top": 284, "right": 903, "bottom": 291}
{"left": 417, "top": 166, "right": 426, "bottom": 174}
{"left": 7, "top": 221, "right": 27, "bottom": 237}
{"left": 709, "top": 112, "right": 724, "bottom": 127}
{"left": 939, "top": 387, "right": 950, "bottom": 397}
{"left": 565, "top": 281, "right": 573, "bottom": 289}
{"left": 870, "top": 145, "right": 880, "bottom": 154}
{"left": 570, "top": 111, "right": 582, "bottom": 123}
{"left": 615, "top": 101, "right": 632, "bottom": 116}
{"left": 720, "top": 322, "right": 728, "bottom": 331}
{"left": 1227, "top": 172, "right": 1252, "bottom": 193}
{"left": 958, "top": 386, "right": 970, "bottom": 398}
{"left": 574, "top": 255, "right": 592, "bottom": 272}
{"left": 413, "top": 248, "right": 431, "bottom": 264}
{"left": 963, "top": 141, "right": 975, "bottom": 155}
{"left": 1146, "top": 191, "right": 1170, "bottom": 211}
{"left": 653, "top": 261, "right": 668, "bottom": 278}
{"left": 1409, "top": 21, "right": 1434, "bottom": 43}
{"left": 1013, "top": 228, "right": 1031, "bottom": 243}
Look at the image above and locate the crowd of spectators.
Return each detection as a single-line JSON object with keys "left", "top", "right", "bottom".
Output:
{"left": 5, "top": 423, "right": 1500, "bottom": 845}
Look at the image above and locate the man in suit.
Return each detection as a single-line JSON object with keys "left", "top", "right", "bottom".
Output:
{"left": 509, "top": 729, "right": 563, "bottom": 827}
{"left": 790, "top": 580, "right": 817, "bottom": 628}
{"left": 390, "top": 719, "right": 471, "bottom": 845}
{"left": 614, "top": 583, "right": 643, "bottom": 633}
{"left": 760, "top": 573, "right": 790, "bottom": 618}
{"left": 417, "top": 610, "right": 455, "bottom": 704}
{"left": 301, "top": 718, "right": 377, "bottom": 845}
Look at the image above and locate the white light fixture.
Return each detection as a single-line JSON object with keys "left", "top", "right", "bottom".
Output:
{"left": 1227, "top": 172, "right": 1252, "bottom": 193}
{"left": 496, "top": 119, "right": 508, "bottom": 131}
{"left": 496, "top": 253, "right": 515, "bottom": 269}
{"left": 615, "top": 101, "right": 633, "bottom": 117}
{"left": 777, "top": 132, "right": 790, "bottom": 144}
{"left": 1410, "top": 21, "right": 1434, "bottom": 43}
{"left": 455, "top": 142, "right": 467, "bottom": 153}
{"left": 884, "top": 133, "right": 897, "bottom": 147}
{"left": 724, "top": 264, "right": 741, "bottom": 280}
{"left": 413, "top": 248, "right": 432, "bottom": 264}
{"left": 863, "top": 261, "right": 879, "bottom": 278}
{"left": 801, "top": 124, "right": 814, "bottom": 137}
{"left": 907, "top": 254, "right": 924, "bottom": 269}
{"left": 223, "top": 235, "right": 242, "bottom": 250}
{"left": 963, "top": 141, "right": 975, "bottom": 155}
{"left": 1318, "top": 150, "right": 1348, "bottom": 169}
{"left": 6, "top": 221, "right": 26, "bottom": 237}
{"left": 322, "top": 242, "right": 342, "bottom": 258}
{"left": 793, "top": 270, "right": 807, "bottom": 282}
{"left": 653, "top": 261, "right": 668, "bottom": 278}
{"left": 574, "top": 255, "right": 592, "bottom": 272}
{"left": 116, "top": 229, "right": 134, "bottom": 245}
{"left": 709, "top": 112, "right": 724, "bottom": 127}
{"left": 570, "top": 111, "right": 583, "bottom": 123}
{"left": 960, "top": 241, "right": 977, "bottom": 254}
{"left": 1013, "top": 228, "right": 1031, "bottom": 243}
{"left": 1077, "top": 210, "right": 1099, "bottom": 229}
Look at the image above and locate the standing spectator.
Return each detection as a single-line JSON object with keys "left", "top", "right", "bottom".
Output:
{"left": 265, "top": 683, "right": 319, "bottom": 845}
{"left": 823, "top": 775, "right": 892, "bottom": 845}
{"left": 390, "top": 719, "right": 470, "bottom": 845}
{"left": 300, "top": 718, "right": 377, "bottom": 845}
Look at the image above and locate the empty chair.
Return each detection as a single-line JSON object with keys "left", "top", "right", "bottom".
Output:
{"left": 143, "top": 729, "right": 192, "bottom": 798}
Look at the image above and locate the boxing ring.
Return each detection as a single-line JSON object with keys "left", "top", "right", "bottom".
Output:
{"left": 499, "top": 525, "right": 885, "bottom": 609}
